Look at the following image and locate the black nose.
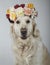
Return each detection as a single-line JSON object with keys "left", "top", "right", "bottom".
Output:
{"left": 21, "top": 28, "right": 27, "bottom": 36}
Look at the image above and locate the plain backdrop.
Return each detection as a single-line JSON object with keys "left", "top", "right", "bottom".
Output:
{"left": 0, "top": 0, "right": 50, "bottom": 65}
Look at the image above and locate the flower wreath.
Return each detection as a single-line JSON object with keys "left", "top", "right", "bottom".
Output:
{"left": 6, "top": 3, "right": 38, "bottom": 22}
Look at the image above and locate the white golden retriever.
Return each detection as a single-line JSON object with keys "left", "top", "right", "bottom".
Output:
{"left": 6, "top": 7, "right": 50, "bottom": 65}
{"left": 8, "top": 16, "right": 50, "bottom": 65}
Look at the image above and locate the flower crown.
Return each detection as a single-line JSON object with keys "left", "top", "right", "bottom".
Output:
{"left": 6, "top": 3, "right": 38, "bottom": 22}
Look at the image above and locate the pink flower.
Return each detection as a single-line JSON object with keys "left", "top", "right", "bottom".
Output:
{"left": 24, "top": 8, "right": 32, "bottom": 15}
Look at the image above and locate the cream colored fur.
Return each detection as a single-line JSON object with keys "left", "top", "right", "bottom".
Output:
{"left": 10, "top": 16, "right": 50, "bottom": 65}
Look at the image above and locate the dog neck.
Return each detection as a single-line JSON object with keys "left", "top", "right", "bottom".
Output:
{"left": 13, "top": 35, "right": 35, "bottom": 55}
{"left": 12, "top": 34, "right": 37, "bottom": 57}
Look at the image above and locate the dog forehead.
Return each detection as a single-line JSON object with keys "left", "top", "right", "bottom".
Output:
{"left": 16, "top": 16, "right": 31, "bottom": 21}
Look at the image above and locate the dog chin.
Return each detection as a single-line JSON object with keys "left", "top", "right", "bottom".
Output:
{"left": 21, "top": 36, "right": 27, "bottom": 40}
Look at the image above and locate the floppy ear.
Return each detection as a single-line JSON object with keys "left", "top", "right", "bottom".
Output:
{"left": 10, "top": 25, "right": 18, "bottom": 39}
{"left": 32, "top": 21, "right": 40, "bottom": 37}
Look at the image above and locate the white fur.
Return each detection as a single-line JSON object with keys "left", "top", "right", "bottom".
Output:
{"left": 10, "top": 16, "right": 50, "bottom": 65}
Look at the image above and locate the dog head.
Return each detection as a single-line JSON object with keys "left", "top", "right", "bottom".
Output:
{"left": 8, "top": 16, "right": 40, "bottom": 40}
{"left": 6, "top": 3, "right": 39, "bottom": 40}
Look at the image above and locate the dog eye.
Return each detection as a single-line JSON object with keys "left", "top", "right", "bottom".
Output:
{"left": 16, "top": 20, "right": 20, "bottom": 24}
{"left": 26, "top": 20, "right": 30, "bottom": 24}
{"left": 29, "top": 15, "right": 32, "bottom": 18}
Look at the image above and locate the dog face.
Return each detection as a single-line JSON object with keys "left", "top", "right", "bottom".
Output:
{"left": 6, "top": 6, "right": 39, "bottom": 39}
{"left": 13, "top": 16, "right": 33, "bottom": 39}
{"left": 6, "top": 4, "right": 39, "bottom": 39}
{"left": 7, "top": 15, "right": 39, "bottom": 40}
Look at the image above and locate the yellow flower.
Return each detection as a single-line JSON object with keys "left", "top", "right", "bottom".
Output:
{"left": 6, "top": 9, "right": 10, "bottom": 14}
{"left": 15, "top": 7, "right": 24, "bottom": 17}
{"left": 27, "top": 3, "right": 35, "bottom": 9}
{"left": 10, "top": 12, "right": 17, "bottom": 21}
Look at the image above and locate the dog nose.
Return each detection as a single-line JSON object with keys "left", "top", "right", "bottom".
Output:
{"left": 21, "top": 28, "right": 27, "bottom": 36}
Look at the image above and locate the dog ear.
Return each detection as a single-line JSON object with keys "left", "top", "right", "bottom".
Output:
{"left": 32, "top": 22, "right": 40, "bottom": 37}
{"left": 10, "top": 25, "right": 18, "bottom": 39}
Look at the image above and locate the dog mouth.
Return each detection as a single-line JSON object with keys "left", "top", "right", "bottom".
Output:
{"left": 21, "top": 36, "right": 27, "bottom": 39}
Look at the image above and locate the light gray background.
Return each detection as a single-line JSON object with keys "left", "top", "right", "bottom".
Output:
{"left": 0, "top": 0, "right": 50, "bottom": 65}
